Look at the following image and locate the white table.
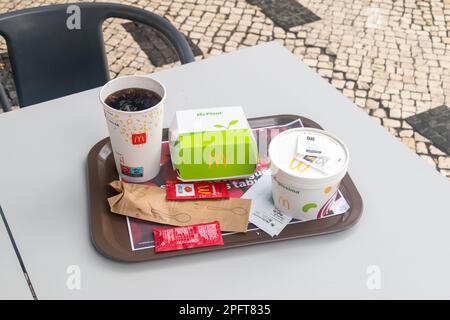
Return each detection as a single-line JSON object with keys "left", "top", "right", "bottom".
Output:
{"left": 1, "top": 42, "right": 449, "bottom": 299}
{"left": 0, "top": 207, "right": 33, "bottom": 299}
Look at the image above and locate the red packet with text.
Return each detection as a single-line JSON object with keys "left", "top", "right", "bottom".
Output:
{"left": 165, "top": 181, "right": 229, "bottom": 200}
{"left": 153, "top": 221, "right": 224, "bottom": 253}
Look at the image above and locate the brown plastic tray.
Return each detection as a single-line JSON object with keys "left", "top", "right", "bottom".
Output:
{"left": 88, "top": 115, "right": 363, "bottom": 262}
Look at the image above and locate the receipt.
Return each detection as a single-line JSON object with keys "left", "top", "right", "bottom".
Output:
{"left": 243, "top": 173, "right": 292, "bottom": 237}
{"left": 249, "top": 207, "right": 293, "bottom": 237}
{"left": 296, "top": 133, "right": 326, "bottom": 156}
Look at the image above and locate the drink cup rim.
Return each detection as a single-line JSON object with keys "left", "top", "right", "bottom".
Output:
{"left": 99, "top": 75, "right": 166, "bottom": 115}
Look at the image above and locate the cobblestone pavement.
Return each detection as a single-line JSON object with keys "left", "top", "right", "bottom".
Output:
{"left": 0, "top": 0, "right": 449, "bottom": 178}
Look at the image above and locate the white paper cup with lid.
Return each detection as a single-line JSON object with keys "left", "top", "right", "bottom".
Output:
{"left": 268, "top": 128, "right": 349, "bottom": 220}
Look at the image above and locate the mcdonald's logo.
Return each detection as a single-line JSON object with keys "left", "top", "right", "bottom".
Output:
{"left": 278, "top": 196, "right": 291, "bottom": 210}
{"left": 207, "top": 151, "right": 227, "bottom": 168}
{"left": 289, "top": 158, "right": 310, "bottom": 173}
{"left": 197, "top": 185, "right": 212, "bottom": 195}
{"left": 131, "top": 132, "right": 147, "bottom": 145}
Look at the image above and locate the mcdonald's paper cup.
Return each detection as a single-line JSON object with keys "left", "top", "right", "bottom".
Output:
{"left": 268, "top": 128, "right": 349, "bottom": 220}
{"left": 100, "top": 76, "right": 165, "bottom": 183}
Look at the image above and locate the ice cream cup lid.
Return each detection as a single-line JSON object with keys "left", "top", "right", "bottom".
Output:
{"left": 268, "top": 128, "right": 349, "bottom": 186}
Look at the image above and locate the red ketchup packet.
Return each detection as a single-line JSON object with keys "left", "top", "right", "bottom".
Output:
{"left": 153, "top": 221, "right": 224, "bottom": 253}
{"left": 165, "top": 181, "right": 229, "bottom": 200}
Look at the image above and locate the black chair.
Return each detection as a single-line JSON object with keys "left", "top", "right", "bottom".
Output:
{"left": 0, "top": 2, "right": 194, "bottom": 110}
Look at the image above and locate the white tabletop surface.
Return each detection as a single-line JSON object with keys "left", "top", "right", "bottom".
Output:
{"left": 0, "top": 42, "right": 449, "bottom": 299}
{"left": 0, "top": 208, "right": 33, "bottom": 299}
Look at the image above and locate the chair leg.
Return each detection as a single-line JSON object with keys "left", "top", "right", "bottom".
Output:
{"left": 0, "top": 84, "right": 12, "bottom": 112}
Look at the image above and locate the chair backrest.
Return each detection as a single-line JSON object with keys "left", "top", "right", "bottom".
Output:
{"left": 0, "top": 3, "right": 194, "bottom": 107}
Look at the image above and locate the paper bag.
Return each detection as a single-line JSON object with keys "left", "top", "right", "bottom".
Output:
{"left": 107, "top": 181, "right": 251, "bottom": 233}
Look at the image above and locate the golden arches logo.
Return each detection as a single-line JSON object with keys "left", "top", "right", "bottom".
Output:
{"left": 207, "top": 151, "right": 228, "bottom": 168}
{"left": 289, "top": 158, "right": 310, "bottom": 173}
{"left": 278, "top": 196, "right": 291, "bottom": 210}
{"left": 197, "top": 185, "right": 212, "bottom": 195}
{"left": 131, "top": 132, "right": 147, "bottom": 145}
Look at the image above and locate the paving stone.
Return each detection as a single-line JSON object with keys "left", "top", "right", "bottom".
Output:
{"left": 402, "top": 137, "right": 416, "bottom": 150}
{"left": 247, "top": 0, "right": 320, "bottom": 30}
{"left": 406, "top": 105, "right": 450, "bottom": 154}
{"left": 355, "top": 90, "right": 367, "bottom": 98}
{"left": 399, "top": 129, "right": 414, "bottom": 138}
{"left": 355, "top": 98, "right": 366, "bottom": 108}
{"left": 366, "top": 99, "right": 380, "bottom": 109}
{"left": 331, "top": 79, "right": 346, "bottom": 89}
{"left": 429, "top": 145, "right": 446, "bottom": 156}
{"left": 438, "top": 156, "right": 450, "bottom": 169}
{"left": 317, "top": 68, "right": 333, "bottom": 78}
{"left": 372, "top": 108, "right": 387, "bottom": 118}
{"left": 345, "top": 81, "right": 355, "bottom": 90}
{"left": 416, "top": 142, "right": 428, "bottom": 154}
{"left": 390, "top": 109, "right": 402, "bottom": 119}
{"left": 383, "top": 119, "right": 402, "bottom": 128}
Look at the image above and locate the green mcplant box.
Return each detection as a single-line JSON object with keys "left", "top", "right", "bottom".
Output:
{"left": 169, "top": 107, "right": 258, "bottom": 181}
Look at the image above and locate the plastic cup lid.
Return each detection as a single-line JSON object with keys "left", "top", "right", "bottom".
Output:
{"left": 269, "top": 128, "right": 349, "bottom": 181}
